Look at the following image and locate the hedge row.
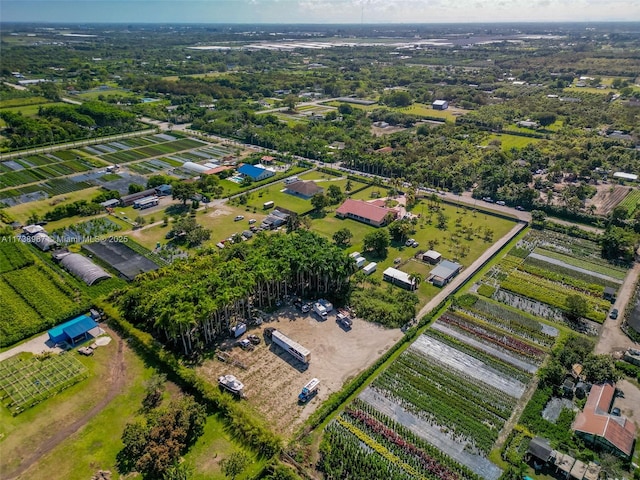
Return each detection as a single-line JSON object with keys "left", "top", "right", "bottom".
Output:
{"left": 543, "top": 221, "right": 602, "bottom": 242}
{"left": 302, "top": 299, "right": 449, "bottom": 433}
{"left": 99, "top": 301, "right": 283, "bottom": 458}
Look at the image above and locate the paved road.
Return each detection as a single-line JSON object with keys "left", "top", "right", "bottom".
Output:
{"left": 595, "top": 262, "right": 640, "bottom": 355}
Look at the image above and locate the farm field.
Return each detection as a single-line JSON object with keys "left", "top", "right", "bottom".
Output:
{"left": 585, "top": 184, "right": 632, "bottom": 216}
{"left": 321, "top": 293, "right": 553, "bottom": 480}
{"left": 0, "top": 241, "right": 91, "bottom": 347}
{"left": 615, "top": 188, "right": 640, "bottom": 217}
{"left": 477, "top": 228, "right": 626, "bottom": 332}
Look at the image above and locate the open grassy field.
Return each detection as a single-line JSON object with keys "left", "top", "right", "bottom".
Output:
{"left": 485, "top": 133, "right": 542, "bottom": 150}
{"left": 4, "top": 187, "right": 103, "bottom": 223}
{"left": 0, "top": 96, "right": 50, "bottom": 109}
{"left": 0, "top": 343, "right": 150, "bottom": 479}
{"left": 397, "top": 103, "right": 461, "bottom": 121}
{"left": 162, "top": 71, "right": 231, "bottom": 82}
{"left": 76, "top": 89, "right": 132, "bottom": 100}
{"left": 0, "top": 102, "right": 66, "bottom": 117}
{"left": 312, "top": 199, "right": 516, "bottom": 308}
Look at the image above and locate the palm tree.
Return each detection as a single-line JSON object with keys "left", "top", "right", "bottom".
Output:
{"left": 408, "top": 273, "right": 422, "bottom": 291}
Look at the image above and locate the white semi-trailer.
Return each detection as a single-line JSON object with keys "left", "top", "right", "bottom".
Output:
{"left": 271, "top": 330, "right": 311, "bottom": 364}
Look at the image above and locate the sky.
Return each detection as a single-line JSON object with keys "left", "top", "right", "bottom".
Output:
{"left": 2, "top": 0, "right": 640, "bottom": 24}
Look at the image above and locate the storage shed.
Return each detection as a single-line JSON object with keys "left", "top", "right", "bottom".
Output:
{"left": 422, "top": 250, "right": 442, "bottom": 264}
{"left": 48, "top": 315, "right": 99, "bottom": 346}
{"left": 429, "top": 260, "right": 462, "bottom": 287}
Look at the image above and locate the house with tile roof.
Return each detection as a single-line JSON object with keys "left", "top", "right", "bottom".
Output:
{"left": 335, "top": 199, "right": 397, "bottom": 227}
{"left": 572, "top": 383, "right": 636, "bottom": 458}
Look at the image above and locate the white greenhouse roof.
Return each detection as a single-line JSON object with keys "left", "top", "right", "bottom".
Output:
{"left": 59, "top": 253, "right": 112, "bottom": 285}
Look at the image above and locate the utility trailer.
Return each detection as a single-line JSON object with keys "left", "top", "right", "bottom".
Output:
{"left": 336, "top": 309, "right": 353, "bottom": 328}
{"left": 298, "top": 378, "right": 320, "bottom": 402}
{"left": 271, "top": 330, "right": 311, "bottom": 364}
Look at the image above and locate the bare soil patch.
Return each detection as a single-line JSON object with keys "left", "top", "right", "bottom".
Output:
{"left": 586, "top": 184, "right": 631, "bottom": 216}
{"left": 197, "top": 308, "right": 402, "bottom": 437}
{"left": 371, "top": 125, "right": 407, "bottom": 136}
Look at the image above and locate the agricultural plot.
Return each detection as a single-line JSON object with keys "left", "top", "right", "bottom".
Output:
{"left": 586, "top": 184, "right": 633, "bottom": 216}
{"left": 322, "top": 401, "right": 484, "bottom": 480}
{"left": 481, "top": 229, "right": 626, "bottom": 329}
{"left": 98, "top": 137, "right": 206, "bottom": 164}
{"left": 616, "top": 189, "right": 640, "bottom": 217}
{"left": 0, "top": 240, "right": 33, "bottom": 274}
{"left": 0, "top": 353, "right": 88, "bottom": 415}
{"left": 0, "top": 256, "right": 90, "bottom": 347}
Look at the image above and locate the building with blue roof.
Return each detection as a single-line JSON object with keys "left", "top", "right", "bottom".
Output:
{"left": 48, "top": 315, "right": 99, "bottom": 346}
{"left": 237, "top": 164, "right": 275, "bottom": 181}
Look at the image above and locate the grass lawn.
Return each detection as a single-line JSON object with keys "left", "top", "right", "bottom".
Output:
{"left": 486, "top": 133, "right": 542, "bottom": 150}
{"left": 185, "top": 414, "right": 268, "bottom": 480}
{"left": 397, "top": 103, "right": 459, "bottom": 121}
{"left": 311, "top": 200, "right": 516, "bottom": 309}
{"left": 5, "top": 187, "right": 103, "bottom": 222}
{"left": 76, "top": 89, "right": 131, "bottom": 100}
{"left": 243, "top": 185, "right": 313, "bottom": 214}
{"left": 323, "top": 101, "right": 379, "bottom": 111}
{"left": 0, "top": 102, "right": 66, "bottom": 117}
{"left": 0, "top": 343, "right": 151, "bottom": 479}
{"left": 0, "top": 96, "right": 49, "bottom": 109}
{"left": 564, "top": 84, "right": 614, "bottom": 95}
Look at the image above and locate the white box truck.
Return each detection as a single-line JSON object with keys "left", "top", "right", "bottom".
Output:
{"left": 318, "top": 298, "right": 333, "bottom": 312}
{"left": 298, "top": 378, "right": 320, "bottom": 402}
{"left": 313, "top": 302, "right": 328, "bottom": 319}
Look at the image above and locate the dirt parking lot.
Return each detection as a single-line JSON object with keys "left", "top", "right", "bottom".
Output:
{"left": 197, "top": 307, "right": 403, "bottom": 437}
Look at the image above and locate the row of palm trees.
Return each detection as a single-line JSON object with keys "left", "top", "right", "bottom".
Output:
{"left": 116, "top": 231, "right": 356, "bottom": 355}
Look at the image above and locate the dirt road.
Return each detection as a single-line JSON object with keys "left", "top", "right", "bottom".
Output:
{"left": 595, "top": 262, "right": 640, "bottom": 355}
{"left": 5, "top": 327, "right": 126, "bottom": 480}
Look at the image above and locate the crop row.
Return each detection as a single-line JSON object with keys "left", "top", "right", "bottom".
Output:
{"left": 424, "top": 329, "right": 532, "bottom": 383}
{"left": 523, "top": 255, "right": 620, "bottom": 290}
{"left": 375, "top": 356, "right": 507, "bottom": 453}
{"left": 534, "top": 247, "right": 627, "bottom": 279}
{"left": 525, "top": 229, "right": 602, "bottom": 258}
{"left": 321, "top": 421, "right": 417, "bottom": 480}
{"left": 501, "top": 270, "right": 608, "bottom": 323}
{"left": 2, "top": 265, "right": 80, "bottom": 319}
{"left": 461, "top": 296, "right": 556, "bottom": 347}
{"left": 0, "top": 158, "right": 100, "bottom": 188}
{"left": 99, "top": 138, "right": 206, "bottom": 164}
{"left": 617, "top": 189, "right": 640, "bottom": 216}
{"left": 0, "top": 279, "right": 42, "bottom": 347}
{"left": 391, "top": 350, "right": 516, "bottom": 415}
{"left": 439, "top": 312, "right": 546, "bottom": 360}
{"left": 0, "top": 241, "right": 34, "bottom": 274}
{"left": 345, "top": 405, "right": 479, "bottom": 480}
